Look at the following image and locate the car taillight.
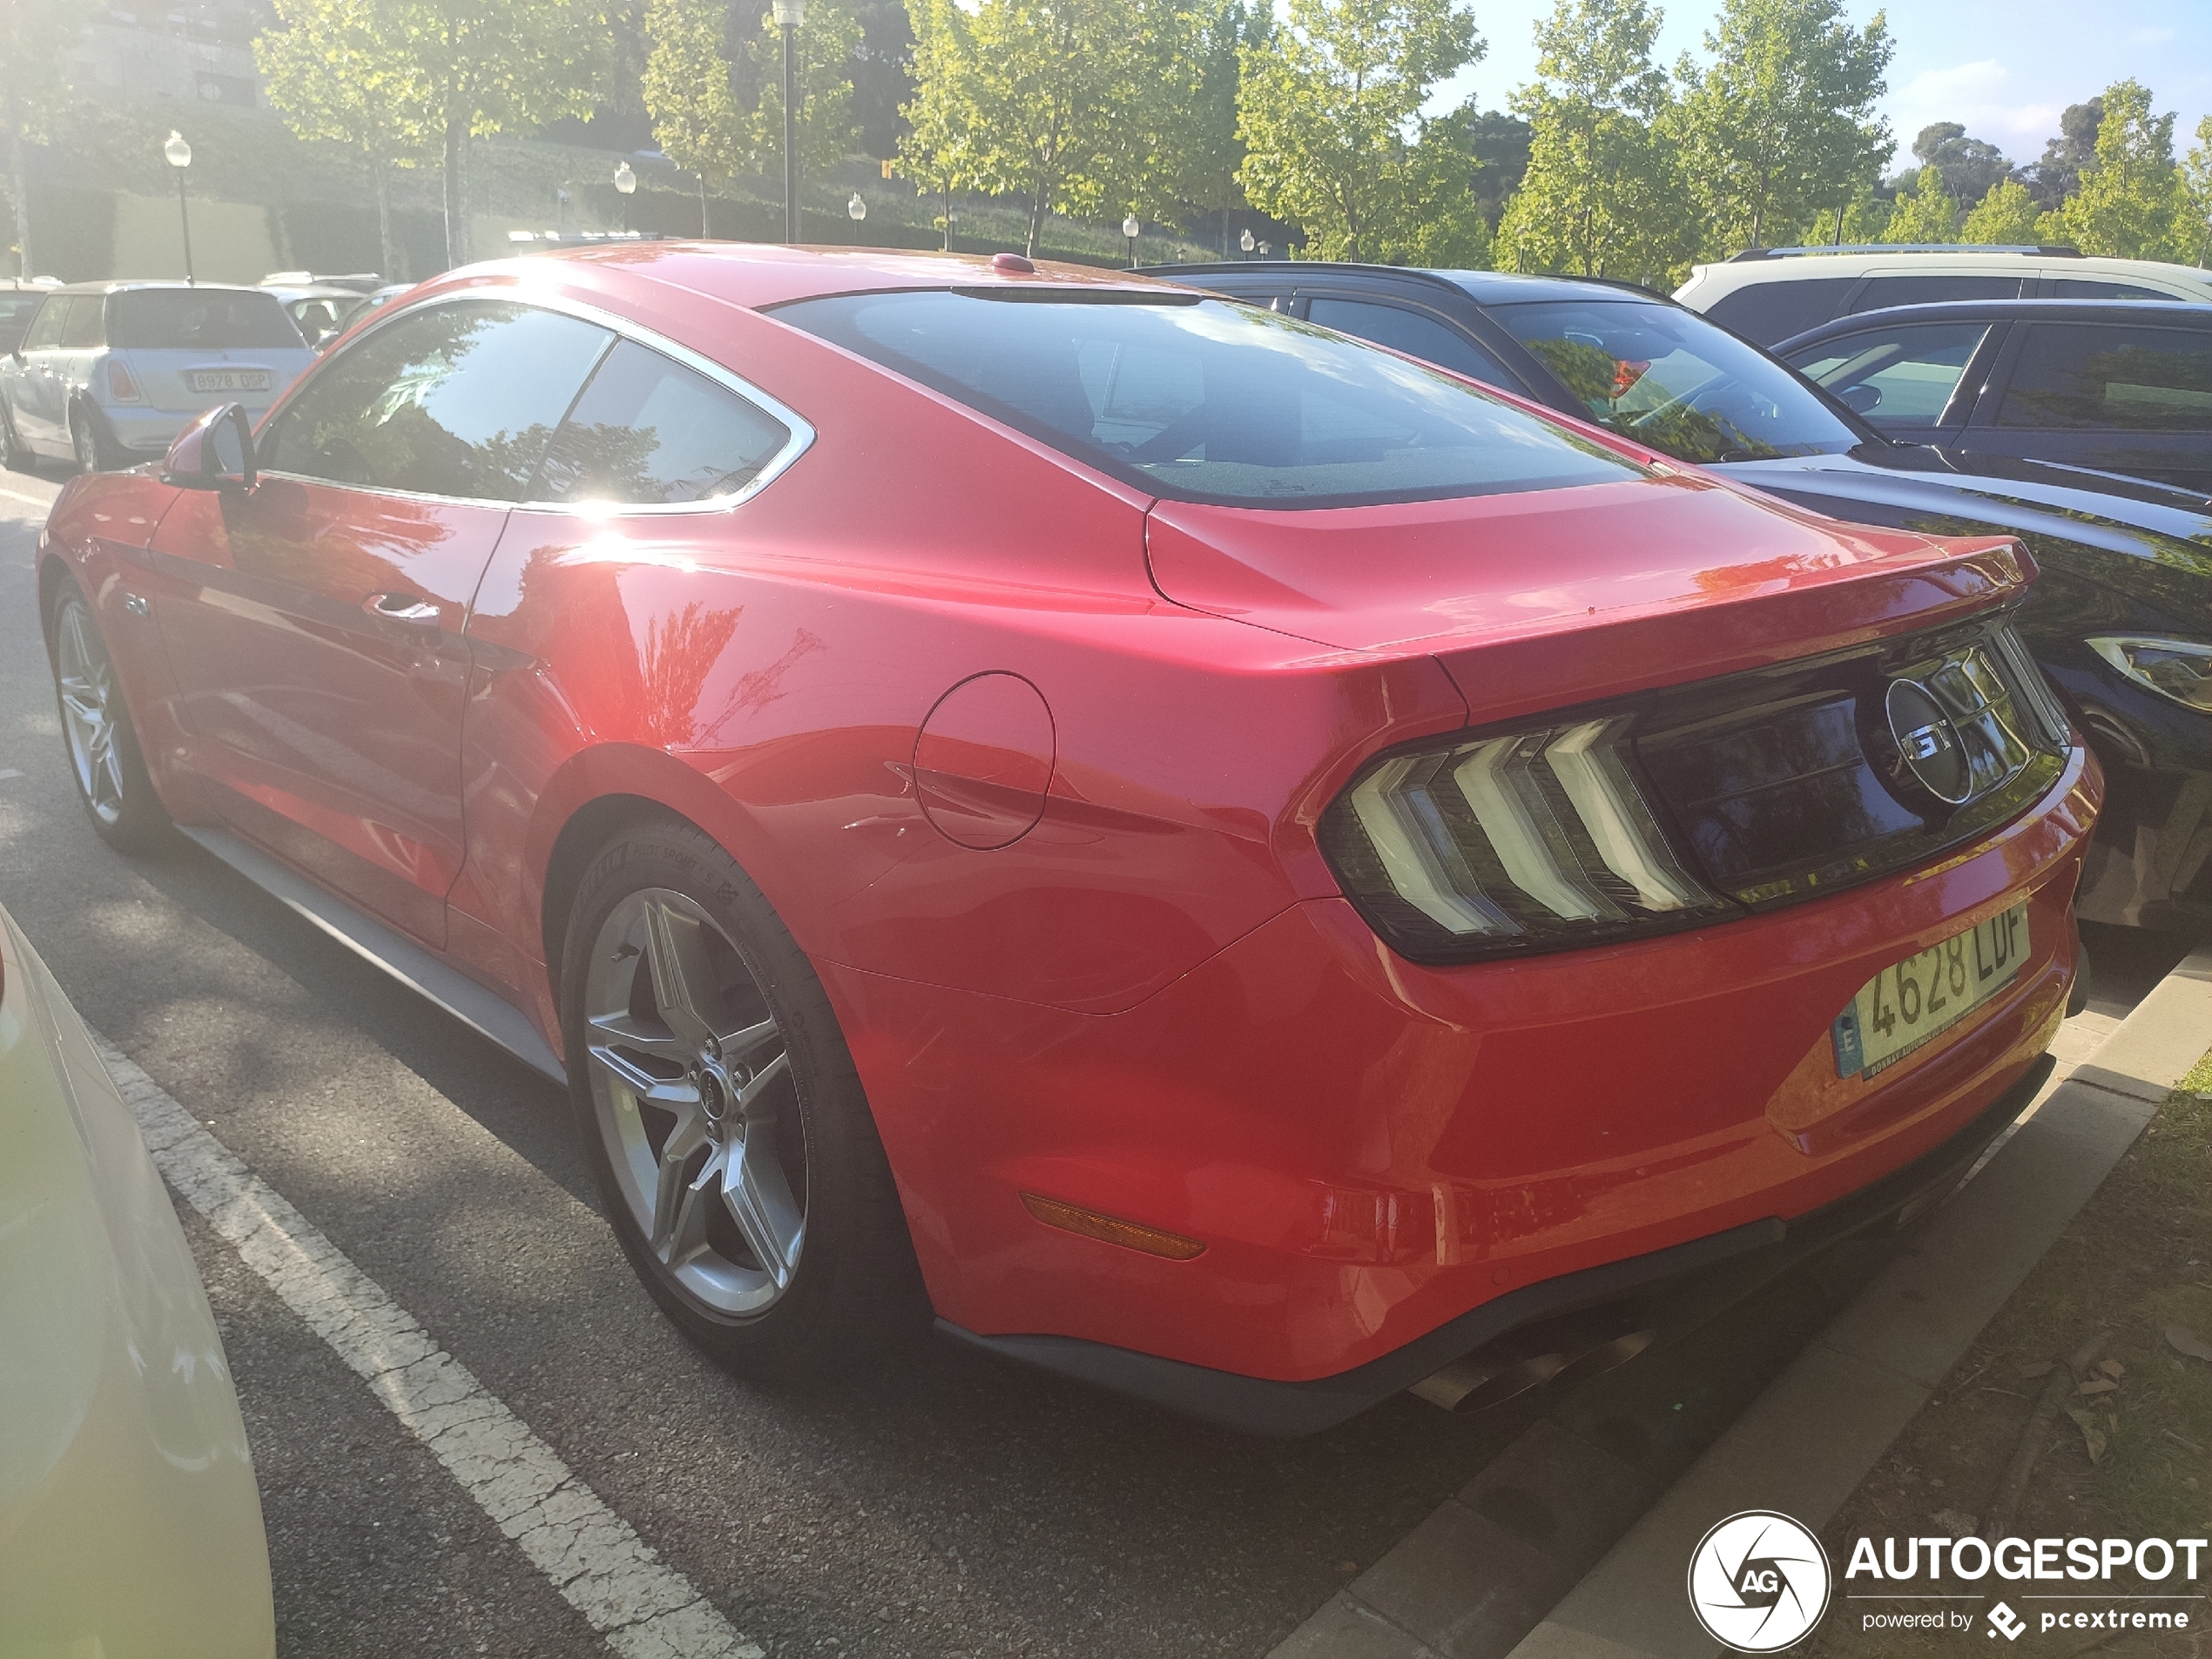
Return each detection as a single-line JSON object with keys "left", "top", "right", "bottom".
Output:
{"left": 107, "top": 360, "right": 142, "bottom": 401}
{"left": 1322, "top": 619, "right": 2070, "bottom": 965}
{"left": 1323, "top": 716, "right": 1737, "bottom": 958}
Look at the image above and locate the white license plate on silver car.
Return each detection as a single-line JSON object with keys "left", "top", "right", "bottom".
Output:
{"left": 1831, "top": 902, "right": 2029, "bottom": 1078}
{"left": 188, "top": 368, "right": 271, "bottom": 394}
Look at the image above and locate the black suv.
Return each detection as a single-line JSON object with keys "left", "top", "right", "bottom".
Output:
{"left": 1777, "top": 299, "right": 2212, "bottom": 496}
{"left": 1150, "top": 261, "right": 2212, "bottom": 934}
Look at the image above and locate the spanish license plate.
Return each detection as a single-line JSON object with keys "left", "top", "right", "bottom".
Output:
{"left": 1831, "top": 901, "right": 2029, "bottom": 1078}
{"left": 189, "top": 368, "right": 271, "bottom": 394}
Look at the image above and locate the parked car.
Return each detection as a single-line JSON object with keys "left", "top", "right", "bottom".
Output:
{"left": 263, "top": 281, "right": 379, "bottom": 349}
{"left": 38, "top": 246, "right": 2094, "bottom": 1433}
{"left": 1160, "top": 262, "right": 2210, "bottom": 934}
{"left": 1, "top": 281, "right": 317, "bottom": 474}
{"left": 1777, "top": 298, "right": 2212, "bottom": 494}
{"left": 0, "top": 899, "right": 276, "bottom": 1656}
{"left": 0, "top": 275, "right": 62, "bottom": 353}
{"left": 1674, "top": 243, "right": 2212, "bottom": 347}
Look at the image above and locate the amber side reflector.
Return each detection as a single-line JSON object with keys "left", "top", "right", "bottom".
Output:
{"left": 1019, "top": 1192, "right": 1205, "bottom": 1260}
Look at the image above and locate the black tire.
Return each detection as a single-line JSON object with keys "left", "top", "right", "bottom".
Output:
{"left": 561, "top": 814, "right": 926, "bottom": 1384}
{"left": 44, "top": 578, "right": 172, "bottom": 852}
{"left": 0, "top": 401, "right": 32, "bottom": 472}
{"left": 69, "top": 403, "right": 125, "bottom": 474}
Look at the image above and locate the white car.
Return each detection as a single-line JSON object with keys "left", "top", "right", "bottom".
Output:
{"left": 0, "top": 900, "right": 276, "bottom": 1656}
{"left": 1675, "top": 244, "right": 2212, "bottom": 347}
{"left": 0, "top": 280, "right": 316, "bottom": 473}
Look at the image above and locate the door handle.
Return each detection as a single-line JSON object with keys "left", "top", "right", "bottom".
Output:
{"left": 364, "top": 591, "right": 441, "bottom": 624}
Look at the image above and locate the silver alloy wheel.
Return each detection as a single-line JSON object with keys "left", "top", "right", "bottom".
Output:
{"left": 583, "top": 887, "right": 806, "bottom": 1315}
{"left": 55, "top": 598, "right": 126, "bottom": 826}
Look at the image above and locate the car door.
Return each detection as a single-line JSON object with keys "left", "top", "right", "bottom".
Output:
{"left": 1295, "top": 292, "right": 1532, "bottom": 395}
{"left": 145, "top": 297, "right": 615, "bottom": 945}
{"left": 1783, "top": 319, "right": 2007, "bottom": 445}
{"left": 1968, "top": 318, "right": 2212, "bottom": 493}
{"left": 5, "top": 294, "right": 72, "bottom": 450}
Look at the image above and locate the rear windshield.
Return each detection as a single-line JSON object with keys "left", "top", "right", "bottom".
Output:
{"left": 1487, "top": 299, "right": 1861, "bottom": 462}
{"left": 776, "top": 289, "right": 1641, "bottom": 509}
{"left": 109, "top": 288, "right": 304, "bottom": 351}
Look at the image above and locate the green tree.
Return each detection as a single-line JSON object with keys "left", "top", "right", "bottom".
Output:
{"left": 894, "top": 0, "right": 981, "bottom": 247}
{"left": 1237, "top": 0, "right": 1483, "bottom": 263}
{"left": 1671, "top": 0, "right": 1892, "bottom": 254}
{"left": 1910, "top": 120, "right": 2010, "bottom": 208}
{"left": 380, "top": 0, "right": 613, "bottom": 268}
{"left": 1959, "top": 176, "right": 2041, "bottom": 246}
{"left": 255, "top": 0, "right": 434, "bottom": 280}
{"left": 1880, "top": 163, "right": 1957, "bottom": 242}
{"left": 1151, "top": 0, "right": 1271, "bottom": 254}
{"left": 1, "top": 0, "right": 87, "bottom": 279}
{"left": 1494, "top": 0, "right": 1688, "bottom": 284}
{"left": 742, "top": 1, "right": 863, "bottom": 181}
{"left": 2041, "top": 79, "right": 2186, "bottom": 260}
{"left": 644, "top": 0, "right": 743, "bottom": 233}
{"left": 2182, "top": 116, "right": 2212, "bottom": 267}
{"left": 2026, "top": 97, "right": 2101, "bottom": 210}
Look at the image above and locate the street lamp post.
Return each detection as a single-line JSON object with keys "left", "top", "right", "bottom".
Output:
{"left": 164, "top": 130, "right": 195, "bottom": 285}
{"left": 1123, "top": 212, "right": 1140, "bottom": 268}
{"left": 614, "top": 160, "right": 637, "bottom": 233}
{"left": 1238, "top": 226, "right": 1255, "bottom": 260}
{"left": 772, "top": 0, "right": 806, "bottom": 244}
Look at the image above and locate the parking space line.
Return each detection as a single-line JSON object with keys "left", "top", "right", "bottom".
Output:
{"left": 0, "top": 485, "right": 53, "bottom": 509}
{"left": 92, "top": 1030, "right": 765, "bottom": 1659}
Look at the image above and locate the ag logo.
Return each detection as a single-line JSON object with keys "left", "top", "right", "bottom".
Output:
{"left": 1687, "top": 1510, "right": 1832, "bottom": 1652}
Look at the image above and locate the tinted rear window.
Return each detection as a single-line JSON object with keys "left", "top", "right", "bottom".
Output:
{"left": 1703, "top": 278, "right": 1856, "bottom": 347}
{"left": 777, "top": 289, "right": 1640, "bottom": 509}
{"left": 1998, "top": 323, "right": 2212, "bottom": 432}
{"left": 1849, "top": 274, "right": 2025, "bottom": 312}
{"left": 0, "top": 295, "right": 44, "bottom": 330}
{"left": 109, "top": 288, "right": 304, "bottom": 350}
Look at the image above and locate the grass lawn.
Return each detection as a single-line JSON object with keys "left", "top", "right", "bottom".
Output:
{"left": 1806, "top": 1045, "right": 2212, "bottom": 1656}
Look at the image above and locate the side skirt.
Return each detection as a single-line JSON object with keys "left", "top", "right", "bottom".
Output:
{"left": 178, "top": 822, "right": 568, "bottom": 1085}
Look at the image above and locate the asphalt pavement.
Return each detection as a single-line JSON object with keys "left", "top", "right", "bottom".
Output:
{"left": 0, "top": 464, "right": 2194, "bottom": 1659}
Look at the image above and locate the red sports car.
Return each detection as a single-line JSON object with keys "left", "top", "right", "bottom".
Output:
{"left": 37, "top": 246, "right": 2097, "bottom": 1433}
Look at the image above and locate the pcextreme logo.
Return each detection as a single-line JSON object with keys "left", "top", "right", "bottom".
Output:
{"left": 1687, "top": 1511, "right": 1833, "bottom": 1652}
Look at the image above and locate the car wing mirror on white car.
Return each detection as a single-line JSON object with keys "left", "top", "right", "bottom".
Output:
{"left": 164, "top": 402, "right": 258, "bottom": 492}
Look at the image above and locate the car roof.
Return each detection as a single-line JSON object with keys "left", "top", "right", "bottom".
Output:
{"left": 1143, "top": 260, "right": 1669, "bottom": 307}
{"left": 1679, "top": 248, "right": 2212, "bottom": 299}
{"left": 41, "top": 280, "right": 276, "bottom": 297}
{"left": 492, "top": 242, "right": 1186, "bottom": 311}
{"left": 1777, "top": 297, "right": 2212, "bottom": 350}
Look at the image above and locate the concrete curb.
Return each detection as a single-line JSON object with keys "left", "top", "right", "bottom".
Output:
{"left": 1504, "top": 943, "right": 2212, "bottom": 1659}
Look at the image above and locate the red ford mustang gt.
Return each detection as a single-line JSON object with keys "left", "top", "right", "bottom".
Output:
{"left": 37, "top": 246, "right": 2098, "bottom": 1433}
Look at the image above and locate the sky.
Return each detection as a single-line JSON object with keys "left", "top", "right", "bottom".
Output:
{"left": 1423, "top": 0, "right": 2212, "bottom": 177}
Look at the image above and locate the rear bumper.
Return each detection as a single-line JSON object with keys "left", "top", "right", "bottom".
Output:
{"left": 940, "top": 1049, "right": 2055, "bottom": 1435}
{"left": 98, "top": 401, "right": 280, "bottom": 455}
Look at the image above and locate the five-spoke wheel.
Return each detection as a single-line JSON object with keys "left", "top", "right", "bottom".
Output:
{"left": 44, "top": 582, "right": 168, "bottom": 851}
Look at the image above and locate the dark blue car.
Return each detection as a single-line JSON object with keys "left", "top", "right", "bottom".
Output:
{"left": 1777, "top": 299, "right": 2212, "bottom": 496}
{"left": 1152, "top": 262, "right": 2212, "bottom": 935}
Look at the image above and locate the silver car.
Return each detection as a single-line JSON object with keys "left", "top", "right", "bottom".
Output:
{"left": 0, "top": 281, "right": 316, "bottom": 473}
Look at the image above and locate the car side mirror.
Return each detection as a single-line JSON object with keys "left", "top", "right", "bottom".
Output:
{"left": 1837, "top": 383, "right": 1883, "bottom": 415}
{"left": 163, "top": 402, "right": 258, "bottom": 491}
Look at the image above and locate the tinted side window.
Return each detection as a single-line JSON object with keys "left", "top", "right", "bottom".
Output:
{"left": 22, "top": 297, "right": 70, "bottom": 350}
{"left": 1305, "top": 297, "right": 1516, "bottom": 388}
{"left": 533, "top": 340, "right": 791, "bottom": 505}
{"left": 60, "top": 298, "right": 107, "bottom": 349}
{"left": 261, "top": 300, "right": 612, "bottom": 499}
{"left": 1785, "top": 322, "right": 1992, "bottom": 428}
{"left": 108, "top": 289, "right": 301, "bottom": 349}
{"left": 2045, "top": 280, "right": 2168, "bottom": 300}
{"left": 1703, "top": 278, "right": 1857, "bottom": 347}
{"left": 1850, "top": 274, "right": 2024, "bottom": 312}
{"left": 1998, "top": 323, "right": 2212, "bottom": 432}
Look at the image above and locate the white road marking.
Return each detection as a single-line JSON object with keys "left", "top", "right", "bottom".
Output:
{"left": 0, "top": 768, "right": 22, "bottom": 780}
{"left": 92, "top": 1031, "right": 765, "bottom": 1659}
{"left": 0, "top": 484, "right": 54, "bottom": 509}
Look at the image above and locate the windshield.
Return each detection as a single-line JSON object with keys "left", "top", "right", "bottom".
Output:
{"left": 1486, "top": 299, "right": 1861, "bottom": 463}
{"left": 777, "top": 289, "right": 1642, "bottom": 509}
{"left": 110, "top": 287, "right": 304, "bottom": 351}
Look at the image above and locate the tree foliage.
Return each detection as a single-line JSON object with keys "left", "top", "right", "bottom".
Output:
{"left": 1911, "top": 120, "right": 2010, "bottom": 209}
{"left": 1879, "top": 163, "right": 1957, "bottom": 243}
{"left": 1959, "top": 177, "right": 2041, "bottom": 246}
{"left": 643, "top": 0, "right": 744, "bottom": 230}
{"left": 742, "top": 1, "right": 863, "bottom": 176}
{"left": 1495, "top": 0, "right": 1686, "bottom": 283}
{"left": 2182, "top": 117, "right": 2212, "bottom": 269}
{"left": 2025, "top": 98, "right": 2103, "bottom": 210}
{"left": 2040, "top": 79, "right": 2186, "bottom": 260}
{"left": 2, "top": 0, "right": 89, "bottom": 277}
{"left": 255, "top": 0, "right": 434, "bottom": 279}
{"left": 1671, "top": 0, "right": 1892, "bottom": 253}
{"left": 1237, "top": 0, "right": 1484, "bottom": 264}
{"left": 1150, "top": 0, "right": 1271, "bottom": 253}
